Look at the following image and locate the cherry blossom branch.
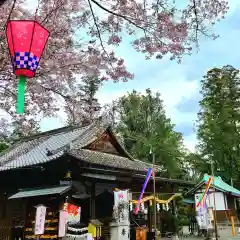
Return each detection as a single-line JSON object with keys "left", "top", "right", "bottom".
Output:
{"left": 0, "top": 85, "right": 16, "bottom": 98}
{"left": 87, "top": 0, "right": 110, "bottom": 59}
{"left": 90, "top": 0, "right": 166, "bottom": 46}
{"left": 192, "top": 0, "right": 199, "bottom": 46}
{"left": 39, "top": 84, "right": 71, "bottom": 100}
{"left": 41, "top": 0, "right": 65, "bottom": 24}
{"left": 90, "top": 0, "right": 145, "bottom": 31}
{"left": 35, "top": 62, "right": 90, "bottom": 77}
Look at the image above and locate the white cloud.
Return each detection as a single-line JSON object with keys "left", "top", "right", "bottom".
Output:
{"left": 97, "top": 64, "right": 199, "bottom": 118}
{"left": 95, "top": 68, "right": 199, "bottom": 152}
{"left": 184, "top": 133, "right": 197, "bottom": 153}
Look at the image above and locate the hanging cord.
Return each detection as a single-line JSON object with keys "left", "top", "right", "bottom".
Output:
{"left": 5, "top": 0, "right": 17, "bottom": 27}
{"left": 34, "top": 0, "right": 39, "bottom": 21}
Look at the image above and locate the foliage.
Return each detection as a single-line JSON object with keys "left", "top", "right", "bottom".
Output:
{"left": 115, "top": 89, "right": 186, "bottom": 177}
{"left": 177, "top": 200, "right": 190, "bottom": 226}
{"left": 184, "top": 152, "right": 205, "bottom": 180}
{"left": 65, "top": 76, "right": 102, "bottom": 125}
{"left": 164, "top": 211, "right": 181, "bottom": 234}
{"left": 0, "top": 141, "right": 8, "bottom": 153}
{"left": 0, "top": 0, "right": 229, "bottom": 132}
{"left": 196, "top": 65, "right": 240, "bottom": 182}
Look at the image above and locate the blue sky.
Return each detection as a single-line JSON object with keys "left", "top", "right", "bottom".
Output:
{"left": 40, "top": 0, "right": 240, "bottom": 152}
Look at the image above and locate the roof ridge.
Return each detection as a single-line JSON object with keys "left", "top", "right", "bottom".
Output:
{"left": 19, "top": 118, "right": 105, "bottom": 142}
{"left": 20, "top": 125, "right": 85, "bottom": 142}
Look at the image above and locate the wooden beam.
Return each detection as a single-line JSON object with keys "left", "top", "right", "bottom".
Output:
{"left": 90, "top": 182, "right": 96, "bottom": 219}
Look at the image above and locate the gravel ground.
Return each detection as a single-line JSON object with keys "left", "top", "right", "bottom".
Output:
{"left": 159, "top": 226, "right": 240, "bottom": 240}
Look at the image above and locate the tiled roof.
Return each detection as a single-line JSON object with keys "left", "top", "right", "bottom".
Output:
{"left": 0, "top": 121, "right": 159, "bottom": 173}
{"left": 0, "top": 122, "right": 106, "bottom": 171}
{"left": 70, "top": 149, "right": 162, "bottom": 172}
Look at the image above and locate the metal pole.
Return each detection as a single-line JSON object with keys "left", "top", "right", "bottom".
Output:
{"left": 152, "top": 151, "right": 157, "bottom": 236}
{"left": 211, "top": 162, "right": 218, "bottom": 240}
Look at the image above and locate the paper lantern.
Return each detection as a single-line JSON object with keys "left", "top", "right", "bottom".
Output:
{"left": 6, "top": 20, "right": 49, "bottom": 113}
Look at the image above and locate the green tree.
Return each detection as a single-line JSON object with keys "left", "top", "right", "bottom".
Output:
{"left": 197, "top": 65, "right": 240, "bottom": 182}
{"left": 0, "top": 140, "right": 8, "bottom": 153}
{"left": 116, "top": 89, "right": 186, "bottom": 177}
{"left": 184, "top": 152, "right": 208, "bottom": 181}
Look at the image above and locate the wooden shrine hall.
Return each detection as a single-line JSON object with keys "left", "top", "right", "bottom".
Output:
{"left": 0, "top": 120, "right": 195, "bottom": 239}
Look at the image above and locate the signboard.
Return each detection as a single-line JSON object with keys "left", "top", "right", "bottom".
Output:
{"left": 34, "top": 205, "right": 47, "bottom": 235}
{"left": 208, "top": 192, "right": 227, "bottom": 210}
{"left": 58, "top": 210, "right": 67, "bottom": 237}
{"left": 195, "top": 191, "right": 227, "bottom": 211}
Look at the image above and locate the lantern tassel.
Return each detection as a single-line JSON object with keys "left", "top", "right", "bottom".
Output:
{"left": 17, "top": 76, "right": 26, "bottom": 114}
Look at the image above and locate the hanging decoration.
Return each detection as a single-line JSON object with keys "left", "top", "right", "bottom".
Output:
{"left": 6, "top": 19, "right": 49, "bottom": 113}
{"left": 34, "top": 204, "right": 47, "bottom": 235}
{"left": 58, "top": 210, "right": 68, "bottom": 237}
{"left": 134, "top": 168, "right": 152, "bottom": 214}
{"left": 195, "top": 177, "right": 213, "bottom": 230}
{"left": 113, "top": 189, "right": 129, "bottom": 222}
{"left": 196, "top": 177, "right": 212, "bottom": 209}
{"left": 63, "top": 203, "right": 81, "bottom": 224}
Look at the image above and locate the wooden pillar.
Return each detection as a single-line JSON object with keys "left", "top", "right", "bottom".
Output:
{"left": 90, "top": 182, "right": 96, "bottom": 219}
{"left": 171, "top": 184, "right": 176, "bottom": 216}
{"left": 148, "top": 200, "right": 152, "bottom": 232}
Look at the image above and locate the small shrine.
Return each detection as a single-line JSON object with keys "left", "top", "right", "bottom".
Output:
{"left": 0, "top": 121, "right": 195, "bottom": 239}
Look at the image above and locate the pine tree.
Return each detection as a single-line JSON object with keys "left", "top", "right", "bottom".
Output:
{"left": 80, "top": 76, "right": 102, "bottom": 122}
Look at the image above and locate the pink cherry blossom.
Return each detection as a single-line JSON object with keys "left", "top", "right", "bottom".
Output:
{"left": 0, "top": 0, "right": 229, "bottom": 133}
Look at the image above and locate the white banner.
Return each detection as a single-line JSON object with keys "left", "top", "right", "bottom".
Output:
{"left": 196, "top": 208, "right": 208, "bottom": 229}
{"left": 58, "top": 210, "right": 68, "bottom": 237}
{"left": 34, "top": 205, "right": 47, "bottom": 235}
{"left": 113, "top": 189, "right": 129, "bottom": 223}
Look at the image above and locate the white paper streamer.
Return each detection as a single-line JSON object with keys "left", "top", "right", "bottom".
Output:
{"left": 68, "top": 227, "right": 88, "bottom": 233}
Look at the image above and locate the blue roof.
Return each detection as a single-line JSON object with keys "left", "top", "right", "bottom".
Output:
{"left": 201, "top": 174, "right": 240, "bottom": 197}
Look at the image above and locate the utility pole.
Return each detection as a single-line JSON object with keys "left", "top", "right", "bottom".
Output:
{"left": 152, "top": 150, "right": 157, "bottom": 236}
{"left": 211, "top": 162, "right": 219, "bottom": 240}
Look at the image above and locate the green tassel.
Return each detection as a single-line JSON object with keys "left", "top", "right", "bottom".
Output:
{"left": 17, "top": 76, "right": 26, "bottom": 114}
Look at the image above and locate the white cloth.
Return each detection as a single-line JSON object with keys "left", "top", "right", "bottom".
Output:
{"left": 196, "top": 208, "right": 208, "bottom": 229}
